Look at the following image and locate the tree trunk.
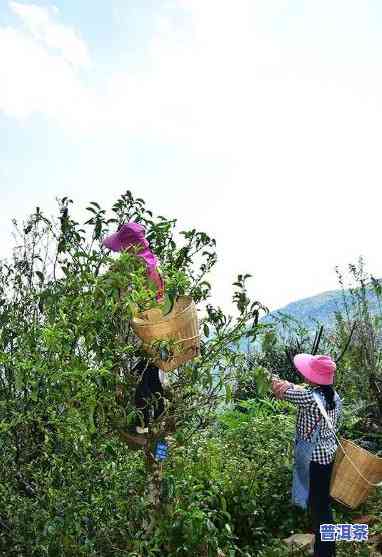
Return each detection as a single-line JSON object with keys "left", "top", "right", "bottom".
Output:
{"left": 142, "top": 439, "right": 163, "bottom": 535}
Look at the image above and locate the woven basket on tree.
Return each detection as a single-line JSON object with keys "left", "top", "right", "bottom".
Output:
{"left": 131, "top": 295, "right": 200, "bottom": 372}
{"left": 330, "top": 438, "right": 382, "bottom": 509}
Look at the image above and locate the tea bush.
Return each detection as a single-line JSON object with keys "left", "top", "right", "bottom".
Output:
{"left": 0, "top": 192, "right": 266, "bottom": 556}
{"left": 1, "top": 193, "right": 380, "bottom": 556}
{"left": 150, "top": 410, "right": 305, "bottom": 555}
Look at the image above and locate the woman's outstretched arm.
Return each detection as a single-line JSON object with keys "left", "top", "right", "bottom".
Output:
{"left": 271, "top": 378, "right": 314, "bottom": 407}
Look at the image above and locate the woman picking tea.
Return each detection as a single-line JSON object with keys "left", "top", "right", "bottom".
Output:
{"left": 103, "top": 222, "right": 166, "bottom": 436}
{"left": 272, "top": 354, "right": 342, "bottom": 557}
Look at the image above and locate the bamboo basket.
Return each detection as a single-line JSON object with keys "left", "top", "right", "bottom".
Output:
{"left": 131, "top": 296, "right": 200, "bottom": 372}
{"left": 330, "top": 438, "right": 382, "bottom": 509}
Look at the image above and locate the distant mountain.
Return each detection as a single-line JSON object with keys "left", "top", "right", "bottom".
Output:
{"left": 262, "top": 283, "right": 381, "bottom": 332}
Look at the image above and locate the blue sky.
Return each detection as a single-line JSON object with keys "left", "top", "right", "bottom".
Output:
{"left": 1, "top": 0, "right": 382, "bottom": 312}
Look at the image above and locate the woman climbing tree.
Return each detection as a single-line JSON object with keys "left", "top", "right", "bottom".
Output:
{"left": 271, "top": 354, "right": 342, "bottom": 557}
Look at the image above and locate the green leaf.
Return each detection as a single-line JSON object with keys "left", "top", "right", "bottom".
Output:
{"left": 104, "top": 443, "right": 115, "bottom": 456}
{"left": 15, "top": 369, "right": 24, "bottom": 391}
{"left": 225, "top": 383, "right": 232, "bottom": 404}
{"left": 30, "top": 384, "right": 38, "bottom": 402}
{"left": 225, "top": 523, "right": 232, "bottom": 534}
{"left": 88, "top": 404, "right": 96, "bottom": 433}
{"left": 206, "top": 518, "right": 215, "bottom": 531}
{"left": 253, "top": 366, "right": 272, "bottom": 397}
{"left": 161, "top": 296, "right": 173, "bottom": 316}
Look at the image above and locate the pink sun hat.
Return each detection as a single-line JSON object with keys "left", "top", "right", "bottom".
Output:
{"left": 293, "top": 354, "right": 336, "bottom": 385}
{"left": 102, "top": 222, "right": 164, "bottom": 300}
{"left": 103, "top": 222, "right": 148, "bottom": 252}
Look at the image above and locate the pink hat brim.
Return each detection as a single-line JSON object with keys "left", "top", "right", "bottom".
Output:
{"left": 103, "top": 222, "right": 148, "bottom": 253}
{"left": 293, "top": 354, "right": 334, "bottom": 385}
{"left": 103, "top": 232, "right": 123, "bottom": 252}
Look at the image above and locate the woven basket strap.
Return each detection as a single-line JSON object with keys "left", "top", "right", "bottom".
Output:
{"left": 172, "top": 335, "right": 199, "bottom": 345}
{"left": 313, "top": 393, "right": 382, "bottom": 488}
{"left": 145, "top": 335, "right": 199, "bottom": 347}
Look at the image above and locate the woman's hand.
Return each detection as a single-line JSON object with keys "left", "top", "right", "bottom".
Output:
{"left": 272, "top": 378, "right": 293, "bottom": 400}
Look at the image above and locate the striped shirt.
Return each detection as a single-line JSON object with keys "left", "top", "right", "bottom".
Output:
{"left": 283, "top": 386, "right": 342, "bottom": 465}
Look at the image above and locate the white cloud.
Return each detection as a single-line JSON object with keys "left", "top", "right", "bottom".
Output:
{"left": 0, "top": 25, "right": 97, "bottom": 128}
{"left": 2, "top": 1, "right": 382, "bottom": 310}
{"left": 0, "top": 3, "right": 95, "bottom": 128}
{"left": 9, "top": 2, "right": 90, "bottom": 68}
{"left": 3, "top": 0, "right": 381, "bottom": 151}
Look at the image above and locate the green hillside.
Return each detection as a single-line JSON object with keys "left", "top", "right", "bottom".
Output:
{"left": 263, "top": 284, "right": 381, "bottom": 331}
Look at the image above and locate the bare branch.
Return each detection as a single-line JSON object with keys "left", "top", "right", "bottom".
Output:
{"left": 335, "top": 322, "right": 357, "bottom": 364}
